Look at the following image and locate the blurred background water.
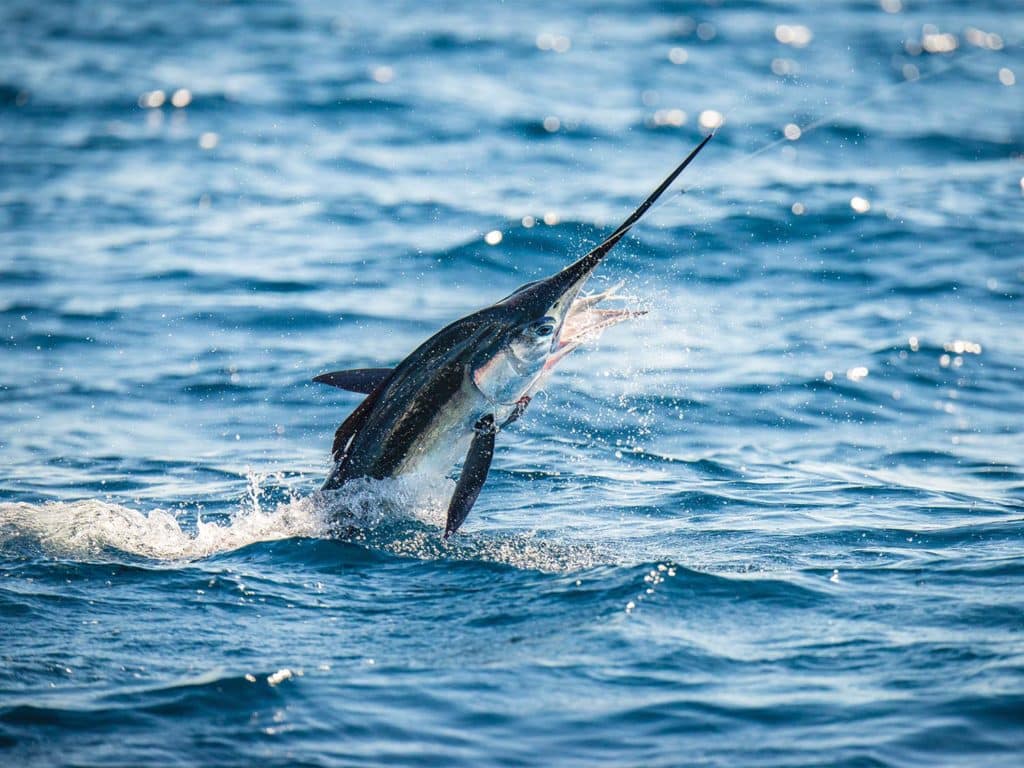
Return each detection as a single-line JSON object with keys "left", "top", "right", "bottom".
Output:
{"left": 2, "top": 1, "right": 1023, "bottom": 765}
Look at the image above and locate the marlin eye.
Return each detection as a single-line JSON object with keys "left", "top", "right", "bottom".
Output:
{"left": 533, "top": 323, "right": 554, "bottom": 337}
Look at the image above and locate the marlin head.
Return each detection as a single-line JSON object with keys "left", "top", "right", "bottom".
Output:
{"left": 469, "top": 132, "right": 715, "bottom": 406}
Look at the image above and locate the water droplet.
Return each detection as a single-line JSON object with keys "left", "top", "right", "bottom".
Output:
{"left": 371, "top": 66, "right": 394, "bottom": 84}
{"left": 171, "top": 89, "right": 192, "bottom": 108}
{"left": 653, "top": 109, "right": 686, "bottom": 127}
{"left": 850, "top": 196, "right": 871, "bottom": 213}
{"left": 698, "top": 109, "right": 723, "bottom": 130}
{"left": 922, "top": 31, "right": 958, "bottom": 54}
{"left": 267, "top": 668, "right": 293, "bottom": 686}
{"left": 138, "top": 89, "right": 166, "bottom": 109}
{"left": 668, "top": 47, "right": 688, "bottom": 64}
{"left": 846, "top": 366, "right": 869, "bottom": 382}
{"left": 775, "top": 24, "right": 812, "bottom": 47}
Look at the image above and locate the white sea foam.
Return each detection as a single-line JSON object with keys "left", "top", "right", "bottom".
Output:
{"left": 0, "top": 496, "right": 320, "bottom": 561}
{"left": 0, "top": 471, "right": 606, "bottom": 571}
{"left": 0, "top": 472, "right": 452, "bottom": 562}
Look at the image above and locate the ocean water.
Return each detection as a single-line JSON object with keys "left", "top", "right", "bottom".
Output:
{"left": 2, "top": 0, "right": 1023, "bottom": 765}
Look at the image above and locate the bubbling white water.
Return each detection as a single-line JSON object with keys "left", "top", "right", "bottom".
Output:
{"left": 0, "top": 471, "right": 606, "bottom": 571}
{"left": 0, "top": 472, "right": 452, "bottom": 562}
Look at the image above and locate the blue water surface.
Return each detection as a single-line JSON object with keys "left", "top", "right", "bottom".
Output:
{"left": 2, "top": 1, "right": 1023, "bottom": 765}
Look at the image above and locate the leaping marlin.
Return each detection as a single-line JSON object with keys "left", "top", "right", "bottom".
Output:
{"left": 316, "top": 135, "right": 713, "bottom": 537}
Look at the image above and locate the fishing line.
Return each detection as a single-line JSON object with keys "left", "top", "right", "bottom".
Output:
{"left": 653, "top": 36, "right": 1021, "bottom": 209}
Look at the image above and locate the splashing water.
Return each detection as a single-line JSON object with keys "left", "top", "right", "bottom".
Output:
{"left": 0, "top": 497, "right": 321, "bottom": 565}
{"left": 0, "top": 471, "right": 606, "bottom": 571}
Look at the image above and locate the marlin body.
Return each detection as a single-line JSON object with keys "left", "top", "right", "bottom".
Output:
{"left": 316, "top": 135, "right": 713, "bottom": 537}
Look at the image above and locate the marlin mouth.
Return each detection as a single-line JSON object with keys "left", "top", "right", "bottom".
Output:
{"left": 546, "top": 281, "right": 644, "bottom": 370}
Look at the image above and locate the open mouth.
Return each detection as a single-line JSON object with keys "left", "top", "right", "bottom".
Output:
{"left": 546, "top": 282, "right": 645, "bottom": 370}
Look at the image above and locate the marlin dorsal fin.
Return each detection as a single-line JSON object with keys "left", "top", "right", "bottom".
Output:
{"left": 313, "top": 368, "right": 393, "bottom": 394}
{"left": 444, "top": 415, "right": 496, "bottom": 538}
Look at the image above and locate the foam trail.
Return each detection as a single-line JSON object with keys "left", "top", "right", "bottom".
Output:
{"left": 0, "top": 471, "right": 448, "bottom": 561}
{"left": 0, "top": 472, "right": 607, "bottom": 571}
{"left": 0, "top": 497, "right": 327, "bottom": 561}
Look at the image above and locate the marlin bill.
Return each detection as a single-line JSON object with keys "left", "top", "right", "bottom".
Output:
{"left": 315, "top": 135, "right": 713, "bottom": 537}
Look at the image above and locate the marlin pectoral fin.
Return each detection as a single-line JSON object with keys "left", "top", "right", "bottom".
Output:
{"left": 313, "top": 368, "right": 393, "bottom": 394}
{"left": 444, "top": 414, "right": 497, "bottom": 538}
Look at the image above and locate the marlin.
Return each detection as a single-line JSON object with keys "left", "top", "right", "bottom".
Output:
{"left": 316, "top": 134, "right": 713, "bottom": 537}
